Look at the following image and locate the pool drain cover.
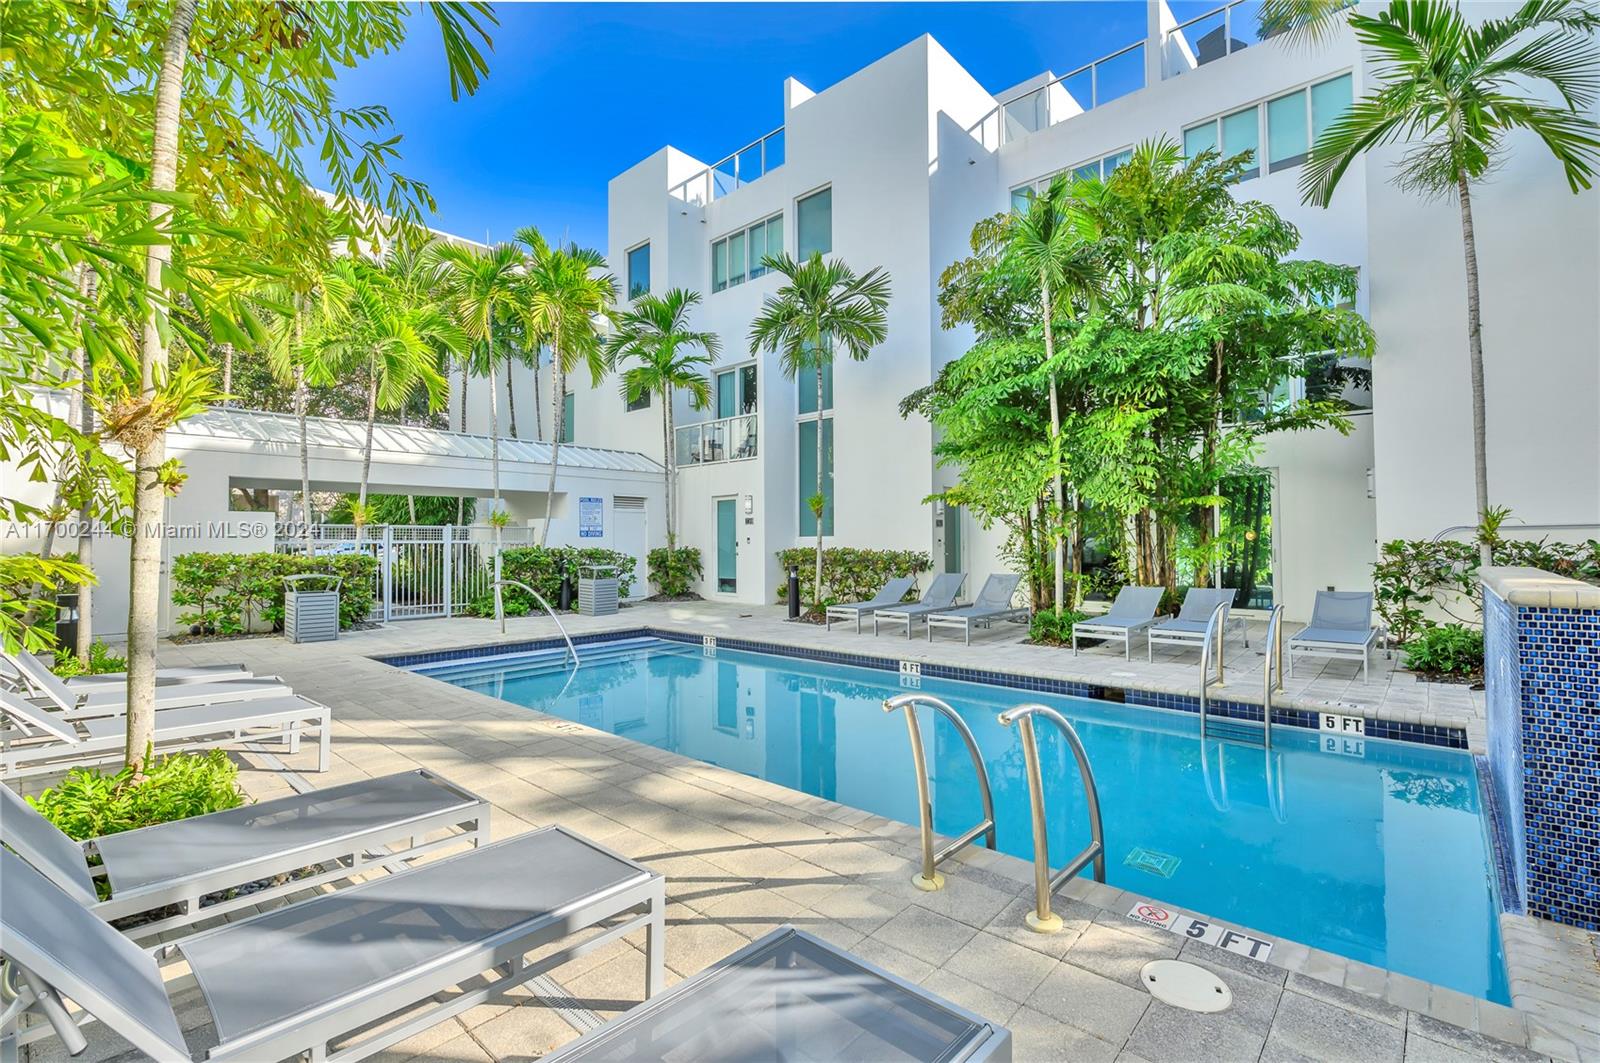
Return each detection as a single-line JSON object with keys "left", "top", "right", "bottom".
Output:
{"left": 1141, "top": 960, "right": 1232, "bottom": 1013}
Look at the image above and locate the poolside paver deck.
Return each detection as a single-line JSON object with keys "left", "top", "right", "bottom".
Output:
{"left": 19, "top": 603, "right": 1592, "bottom": 1063}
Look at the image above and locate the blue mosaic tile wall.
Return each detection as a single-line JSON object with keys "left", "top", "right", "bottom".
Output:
{"left": 1483, "top": 590, "right": 1527, "bottom": 907}
{"left": 1484, "top": 587, "right": 1600, "bottom": 930}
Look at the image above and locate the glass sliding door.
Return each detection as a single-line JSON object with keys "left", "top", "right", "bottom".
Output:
{"left": 1217, "top": 471, "right": 1276, "bottom": 610}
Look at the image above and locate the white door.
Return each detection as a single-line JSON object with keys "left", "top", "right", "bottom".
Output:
{"left": 613, "top": 496, "right": 648, "bottom": 600}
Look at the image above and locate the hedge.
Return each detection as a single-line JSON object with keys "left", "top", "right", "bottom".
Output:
{"left": 465, "top": 545, "right": 637, "bottom": 616}
{"left": 773, "top": 547, "right": 932, "bottom": 607}
{"left": 647, "top": 546, "right": 702, "bottom": 597}
{"left": 171, "top": 552, "right": 378, "bottom": 635}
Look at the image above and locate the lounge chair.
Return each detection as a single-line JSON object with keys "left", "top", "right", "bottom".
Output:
{"left": 0, "top": 687, "right": 332, "bottom": 780}
{"left": 4, "top": 649, "right": 289, "bottom": 720}
{"left": 3, "top": 647, "right": 249, "bottom": 691}
{"left": 926, "top": 574, "right": 1027, "bottom": 645}
{"left": 1288, "top": 590, "right": 1386, "bottom": 682}
{"left": 873, "top": 572, "right": 965, "bottom": 639}
{"left": 547, "top": 925, "right": 1012, "bottom": 1061}
{"left": 0, "top": 827, "right": 665, "bottom": 1063}
{"left": 1147, "top": 587, "right": 1249, "bottom": 661}
{"left": 1072, "top": 586, "right": 1166, "bottom": 660}
{"left": 825, "top": 575, "right": 917, "bottom": 632}
{"left": 0, "top": 770, "right": 489, "bottom": 940}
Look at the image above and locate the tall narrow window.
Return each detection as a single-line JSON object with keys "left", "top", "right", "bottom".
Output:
{"left": 713, "top": 238, "right": 729, "bottom": 293}
{"left": 1267, "top": 90, "right": 1309, "bottom": 172}
{"left": 1221, "top": 107, "right": 1260, "bottom": 180}
{"left": 797, "top": 418, "right": 834, "bottom": 536}
{"left": 1184, "top": 121, "right": 1219, "bottom": 159}
{"left": 561, "top": 393, "right": 575, "bottom": 443}
{"left": 765, "top": 215, "right": 783, "bottom": 264}
{"left": 748, "top": 219, "right": 768, "bottom": 278}
{"left": 715, "top": 370, "right": 738, "bottom": 418}
{"left": 626, "top": 242, "right": 650, "bottom": 299}
{"left": 796, "top": 187, "right": 832, "bottom": 259}
{"left": 796, "top": 360, "right": 833, "bottom": 414}
{"left": 739, "top": 364, "right": 757, "bottom": 413}
{"left": 1010, "top": 186, "right": 1034, "bottom": 213}
{"left": 1311, "top": 74, "right": 1353, "bottom": 145}
{"left": 728, "top": 229, "right": 746, "bottom": 287}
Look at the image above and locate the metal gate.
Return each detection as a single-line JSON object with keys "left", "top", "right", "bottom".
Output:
{"left": 279, "top": 525, "right": 536, "bottom": 622}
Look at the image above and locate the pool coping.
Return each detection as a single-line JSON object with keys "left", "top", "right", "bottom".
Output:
{"left": 379, "top": 632, "right": 1544, "bottom": 1056}
{"left": 376, "top": 626, "right": 1472, "bottom": 752}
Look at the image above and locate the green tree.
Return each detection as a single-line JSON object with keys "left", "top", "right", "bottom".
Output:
{"left": 606, "top": 289, "right": 720, "bottom": 547}
{"left": 1301, "top": 0, "right": 1600, "bottom": 565}
{"left": 514, "top": 227, "right": 616, "bottom": 546}
{"left": 749, "top": 253, "right": 891, "bottom": 606}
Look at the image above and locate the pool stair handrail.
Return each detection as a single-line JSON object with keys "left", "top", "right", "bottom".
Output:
{"left": 1262, "top": 605, "right": 1285, "bottom": 750}
{"left": 1196, "top": 600, "right": 1230, "bottom": 741}
{"left": 881, "top": 694, "right": 998, "bottom": 892}
{"left": 491, "top": 579, "right": 578, "bottom": 669}
{"left": 996, "top": 703, "right": 1106, "bottom": 934}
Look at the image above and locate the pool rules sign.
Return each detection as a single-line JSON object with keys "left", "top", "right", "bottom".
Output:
{"left": 1128, "top": 902, "right": 1274, "bottom": 961}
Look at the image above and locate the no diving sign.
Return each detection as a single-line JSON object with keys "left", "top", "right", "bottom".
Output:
{"left": 1128, "top": 902, "right": 1274, "bottom": 961}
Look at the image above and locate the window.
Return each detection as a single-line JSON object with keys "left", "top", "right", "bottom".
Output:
{"left": 712, "top": 213, "right": 781, "bottom": 293}
{"left": 1010, "top": 186, "right": 1034, "bottom": 213}
{"left": 1182, "top": 73, "right": 1353, "bottom": 183}
{"left": 1015, "top": 147, "right": 1133, "bottom": 206}
{"left": 714, "top": 365, "right": 757, "bottom": 417}
{"left": 796, "top": 360, "right": 833, "bottom": 414}
{"left": 626, "top": 242, "right": 650, "bottom": 300}
{"left": 796, "top": 187, "right": 832, "bottom": 259}
{"left": 561, "top": 392, "right": 575, "bottom": 443}
{"left": 797, "top": 418, "right": 834, "bottom": 536}
{"left": 625, "top": 387, "right": 651, "bottom": 412}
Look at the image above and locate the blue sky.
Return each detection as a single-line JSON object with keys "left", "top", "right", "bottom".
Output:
{"left": 309, "top": 3, "right": 1150, "bottom": 249}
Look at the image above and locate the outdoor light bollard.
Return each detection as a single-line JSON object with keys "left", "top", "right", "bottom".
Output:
{"left": 997, "top": 703, "right": 1106, "bottom": 934}
{"left": 787, "top": 565, "right": 801, "bottom": 620}
{"left": 881, "top": 693, "right": 997, "bottom": 892}
{"left": 559, "top": 564, "right": 575, "bottom": 612}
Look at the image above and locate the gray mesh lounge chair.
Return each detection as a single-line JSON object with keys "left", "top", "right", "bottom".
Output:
{"left": 1288, "top": 590, "right": 1386, "bottom": 682}
{"left": 4, "top": 649, "right": 289, "bottom": 720}
{"left": 825, "top": 575, "right": 917, "bottom": 632}
{"left": 873, "top": 572, "right": 965, "bottom": 639}
{"left": 1072, "top": 586, "right": 1166, "bottom": 660}
{"left": 546, "top": 925, "right": 1012, "bottom": 1062}
{"left": 1147, "top": 587, "right": 1249, "bottom": 661}
{"left": 0, "top": 688, "right": 332, "bottom": 780}
{"left": 1, "top": 648, "right": 250, "bottom": 691}
{"left": 0, "top": 828, "right": 665, "bottom": 1063}
{"left": 926, "top": 574, "right": 1026, "bottom": 645}
{"left": 0, "top": 770, "right": 488, "bottom": 940}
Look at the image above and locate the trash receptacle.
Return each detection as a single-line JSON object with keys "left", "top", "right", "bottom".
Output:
{"left": 283, "top": 574, "right": 342, "bottom": 643}
{"left": 577, "top": 564, "right": 620, "bottom": 617}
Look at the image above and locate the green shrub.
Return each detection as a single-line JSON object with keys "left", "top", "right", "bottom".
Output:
{"left": 1027, "top": 609, "right": 1088, "bottom": 646}
{"left": 647, "top": 546, "right": 703, "bottom": 596}
{"left": 773, "top": 547, "right": 932, "bottom": 607}
{"left": 50, "top": 641, "right": 127, "bottom": 678}
{"left": 1402, "top": 624, "right": 1485, "bottom": 678}
{"left": 171, "top": 552, "right": 378, "bottom": 635}
{"left": 464, "top": 546, "right": 637, "bottom": 616}
{"left": 28, "top": 750, "right": 246, "bottom": 841}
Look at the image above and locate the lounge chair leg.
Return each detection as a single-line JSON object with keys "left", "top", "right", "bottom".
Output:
{"left": 964, "top": 625, "right": 970, "bottom": 646}
{"left": 1124, "top": 637, "right": 1131, "bottom": 661}
{"left": 1072, "top": 634, "right": 1078, "bottom": 657}
{"left": 645, "top": 901, "right": 666, "bottom": 999}
{"left": 317, "top": 716, "right": 331, "bottom": 772}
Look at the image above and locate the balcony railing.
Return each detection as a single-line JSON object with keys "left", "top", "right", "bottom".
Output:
{"left": 668, "top": 129, "right": 785, "bottom": 207}
{"left": 1162, "top": 0, "right": 1281, "bottom": 80}
{"left": 966, "top": 40, "right": 1147, "bottom": 150}
{"left": 675, "top": 414, "right": 758, "bottom": 467}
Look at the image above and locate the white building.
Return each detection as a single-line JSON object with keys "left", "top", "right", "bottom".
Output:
{"left": 461, "top": 0, "right": 1599, "bottom": 620}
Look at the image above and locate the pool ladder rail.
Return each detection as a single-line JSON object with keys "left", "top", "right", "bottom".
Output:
{"left": 884, "top": 693, "right": 1107, "bottom": 935}
{"left": 1199, "top": 602, "right": 1284, "bottom": 749}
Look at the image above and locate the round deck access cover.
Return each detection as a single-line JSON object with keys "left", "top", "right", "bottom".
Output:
{"left": 1140, "top": 960, "right": 1233, "bottom": 1013}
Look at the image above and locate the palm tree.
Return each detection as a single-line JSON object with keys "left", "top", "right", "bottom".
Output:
{"left": 514, "top": 226, "right": 616, "bottom": 546}
{"left": 308, "top": 258, "right": 456, "bottom": 527}
{"left": 263, "top": 276, "right": 324, "bottom": 559}
{"left": 606, "top": 289, "right": 720, "bottom": 548}
{"left": 1301, "top": 0, "right": 1600, "bottom": 564}
{"left": 749, "top": 253, "right": 891, "bottom": 608}
{"left": 1007, "top": 174, "right": 1099, "bottom": 615}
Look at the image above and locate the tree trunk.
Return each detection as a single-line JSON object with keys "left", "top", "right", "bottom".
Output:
{"left": 1041, "top": 275, "right": 1066, "bottom": 618}
{"left": 539, "top": 321, "right": 565, "bottom": 547}
{"left": 125, "top": 0, "right": 197, "bottom": 774}
{"left": 295, "top": 307, "right": 313, "bottom": 559}
{"left": 814, "top": 357, "right": 826, "bottom": 607}
{"left": 359, "top": 372, "right": 377, "bottom": 515}
{"left": 458, "top": 361, "right": 469, "bottom": 433}
{"left": 532, "top": 349, "right": 543, "bottom": 440}
{"left": 219, "top": 342, "right": 233, "bottom": 405}
{"left": 74, "top": 269, "right": 98, "bottom": 661}
{"left": 1457, "top": 175, "right": 1492, "bottom": 568}
{"left": 662, "top": 386, "right": 675, "bottom": 545}
{"left": 490, "top": 335, "right": 503, "bottom": 625}
{"left": 505, "top": 357, "right": 518, "bottom": 439}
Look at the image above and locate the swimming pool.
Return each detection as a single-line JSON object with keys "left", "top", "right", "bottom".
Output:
{"left": 408, "top": 635, "right": 1509, "bottom": 1003}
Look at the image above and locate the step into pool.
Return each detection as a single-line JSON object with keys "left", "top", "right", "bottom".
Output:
{"left": 407, "top": 636, "right": 1510, "bottom": 1003}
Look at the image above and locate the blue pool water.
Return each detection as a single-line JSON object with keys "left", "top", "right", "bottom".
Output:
{"left": 412, "top": 637, "right": 1510, "bottom": 1003}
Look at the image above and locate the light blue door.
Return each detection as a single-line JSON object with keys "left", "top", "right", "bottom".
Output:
{"left": 716, "top": 498, "right": 737, "bottom": 593}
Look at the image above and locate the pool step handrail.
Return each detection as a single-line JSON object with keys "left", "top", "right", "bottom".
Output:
{"left": 996, "top": 703, "right": 1106, "bottom": 933}
{"left": 491, "top": 579, "right": 578, "bottom": 669}
{"left": 881, "top": 694, "right": 998, "bottom": 892}
{"left": 1262, "top": 605, "right": 1285, "bottom": 749}
{"left": 1196, "top": 600, "right": 1230, "bottom": 741}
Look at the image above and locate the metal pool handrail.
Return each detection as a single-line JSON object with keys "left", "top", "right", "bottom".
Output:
{"left": 491, "top": 579, "right": 578, "bottom": 668}
{"left": 882, "top": 694, "right": 997, "bottom": 892}
{"left": 1262, "top": 605, "right": 1285, "bottom": 749}
{"left": 1197, "top": 600, "right": 1230, "bottom": 741}
{"left": 997, "top": 703, "right": 1106, "bottom": 933}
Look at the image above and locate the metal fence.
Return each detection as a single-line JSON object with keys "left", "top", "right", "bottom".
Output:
{"left": 277, "top": 524, "right": 537, "bottom": 622}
